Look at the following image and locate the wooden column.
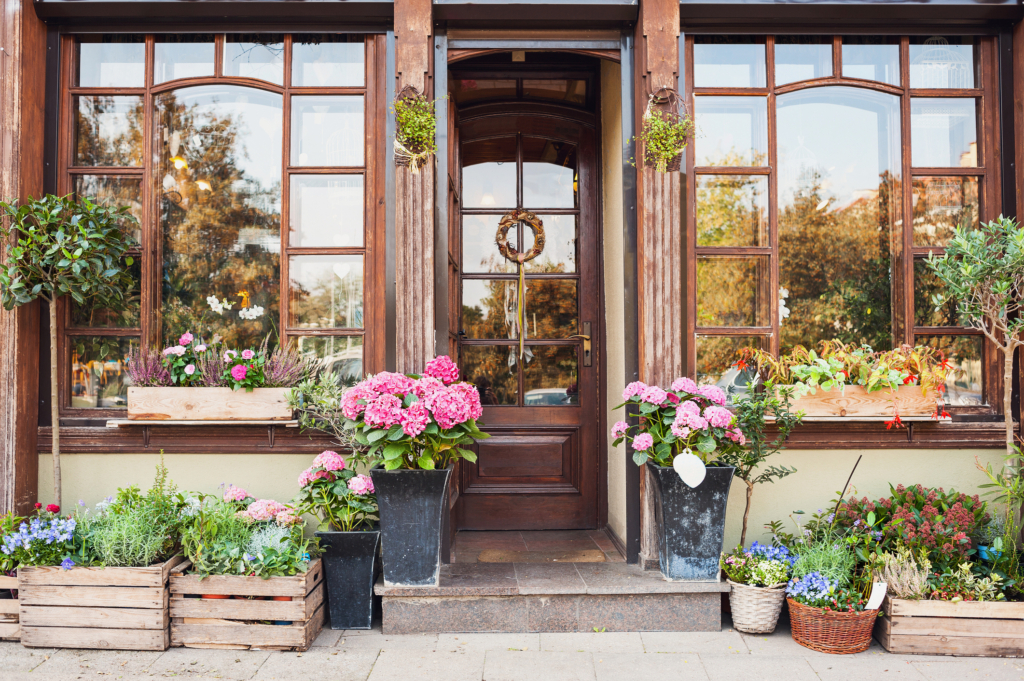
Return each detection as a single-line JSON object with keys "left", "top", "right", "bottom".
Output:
{"left": 0, "top": 0, "right": 44, "bottom": 513}
{"left": 635, "top": 0, "right": 681, "bottom": 567}
{"left": 394, "top": 0, "right": 435, "bottom": 373}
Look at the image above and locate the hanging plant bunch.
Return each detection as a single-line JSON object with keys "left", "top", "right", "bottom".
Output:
{"left": 393, "top": 85, "right": 439, "bottom": 173}
{"left": 636, "top": 87, "right": 694, "bottom": 173}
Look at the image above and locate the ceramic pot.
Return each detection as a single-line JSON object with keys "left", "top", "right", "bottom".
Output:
{"left": 315, "top": 529, "right": 381, "bottom": 629}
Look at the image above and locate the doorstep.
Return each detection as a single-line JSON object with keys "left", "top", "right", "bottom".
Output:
{"left": 374, "top": 562, "right": 729, "bottom": 634}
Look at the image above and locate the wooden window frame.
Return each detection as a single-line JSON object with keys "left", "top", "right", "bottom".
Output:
{"left": 684, "top": 33, "right": 1004, "bottom": 421}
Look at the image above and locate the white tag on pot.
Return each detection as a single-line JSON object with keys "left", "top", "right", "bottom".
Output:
{"left": 866, "top": 582, "right": 888, "bottom": 611}
{"left": 673, "top": 450, "right": 707, "bottom": 488}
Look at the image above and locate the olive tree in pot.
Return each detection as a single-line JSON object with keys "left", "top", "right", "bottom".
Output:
{"left": 0, "top": 195, "right": 136, "bottom": 508}
{"left": 612, "top": 377, "right": 747, "bottom": 581}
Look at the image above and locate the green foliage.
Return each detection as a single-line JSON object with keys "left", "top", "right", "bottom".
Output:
{"left": 294, "top": 466, "right": 378, "bottom": 533}
{"left": 634, "top": 109, "right": 694, "bottom": 173}
{"left": 976, "top": 450, "right": 1024, "bottom": 597}
{"left": 180, "top": 495, "right": 256, "bottom": 578}
{"left": 0, "top": 513, "right": 23, "bottom": 574}
{"left": 791, "top": 538, "right": 858, "bottom": 587}
{"left": 932, "top": 562, "right": 1005, "bottom": 602}
{"left": 289, "top": 372, "right": 363, "bottom": 458}
{"left": 393, "top": 90, "right": 443, "bottom": 171}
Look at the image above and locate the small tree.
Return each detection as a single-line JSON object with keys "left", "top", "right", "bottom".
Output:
{"left": 720, "top": 383, "right": 804, "bottom": 547}
{"left": 0, "top": 195, "right": 137, "bottom": 508}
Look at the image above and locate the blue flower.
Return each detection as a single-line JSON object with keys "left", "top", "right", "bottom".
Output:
{"left": 787, "top": 572, "right": 836, "bottom": 606}
{"left": 60, "top": 558, "right": 75, "bottom": 571}
{"left": 749, "top": 541, "right": 798, "bottom": 567}
{"left": 243, "top": 554, "right": 257, "bottom": 562}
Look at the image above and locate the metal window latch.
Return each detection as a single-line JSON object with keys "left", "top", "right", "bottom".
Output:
{"left": 569, "top": 321, "right": 593, "bottom": 366}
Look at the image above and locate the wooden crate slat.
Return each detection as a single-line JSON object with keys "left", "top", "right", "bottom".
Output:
{"left": 19, "top": 585, "right": 165, "bottom": 609}
{"left": 22, "top": 625, "right": 169, "bottom": 651}
{"left": 882, "top": 633, "right": 1024, "bottom": 658}
{"left": 0, "top": 576, "right": 18, "bottom": 589}
{"left": 171, "top": 569, "right": 311, "bottom": 598}
{"left": 172, "top": 621, "right": 308, "bottom": 648}
{"left": 887, "top": 598, "right": 1024, "bottom": 620}
{"left": 0, "top": 622, "right": 19, "bottom": 640}
{"left": 170, "top": 595, "right": 307, "bottom": 621}
{"left": 304, "top": 580, "right": 324, "bottom": 620}
{"left": 888, "top": 614, "right": 1024, "bottom": 638}
{"left": 18, "top": 555, "right": 183, "bottom": 588}
{"left": 0, "top": 600, "right": 19, "bottom": 615}
{"left": 303, "top": 560, "right": 324, "bottom": 596}
{"left": 20, "top": 605, "right": 166, "bottom": 630}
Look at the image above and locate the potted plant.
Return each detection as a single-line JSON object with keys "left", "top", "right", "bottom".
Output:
{"left": 294, "top": 450, "right": 379, "bottom": 629}
{"left": 611, "top": 377, "right": 745, "bottom": 581}
{"left": 720, "top": 542, "right": 796, "bottom": 634}
{"left": 337, "top": 356, "right": 487, "bottom": 587}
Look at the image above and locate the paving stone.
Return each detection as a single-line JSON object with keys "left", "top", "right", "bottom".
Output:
{"left": 367, "top": 649, "right": 484, "bottom": 681}
{"left": 483, "top": 650, "right": 596, "bottom": 681}
{"left": 254, "top": 647, "right": 379, "bottom": 680}
{"left": 740, "top": 628, "right": 886, "bottom": 657}
{"left": 594, "top": 652, "right": 710, "bottom": 680}
{"left": 807, "top": 656, "right": 930, "bottom": 680}
{"left": 912, "top": 659, "right": 1024, "bottom": 681}
{"left": 641, "top": 631, "right": 748, "bottom": 655}
{"left": 31, "top": 648, "right": 162, "bottom": 676}
{"left": 698, "top": 653, "right": 820, "bottom": 681}
{"left": 438, "top": 633, "right": 540, "bottom": 652}
{"left": 148, "top": 647, "right": 271, "bottom": 680}
{"left": 337, "top": 632, "right": 440, "bottom": 651}
{"left": 0, "top": 644, "right": 59, "bottom": 672}
{"left": 311, "top": 628, "right": 344, "bottom": 647}
{"left": 540, "top": 632, "right": 644, "bottom": 653}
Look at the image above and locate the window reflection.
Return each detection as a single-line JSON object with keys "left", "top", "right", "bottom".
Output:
{"left": 154, "top": 35, "right": 216, "bottom": 84}
{"left": 73, "top": 175, "right": 143, "bottom": 242}
{"left": 291, "top": 96, "right": 364, "bottom": 166}
{"left": 451, "top": 79, "right": 517, "bottom": 105}
{"left": 697, "top": 257, "right": 770, "bottom": 327}
{"left": 909, "top": 37, "right": 978, "bottom": 89}
{"left": 70, "top": 337, "right": 137, "bottom": 409}
{"left": 696, "top": 175, "right": 768, "bottom": 247}
{"left": 463, "top": 215, "right": 515, "bottom": 274}
{"left": 156, "top": 85, "right": 282, "bottom": 348}
{"left": 462, "top": 345, "right": 518, "bottom": 405}
{"left": 911, "top": 98, "right": 978, "bottom": 168}
{"left": 71, "top": 258, "right": 141, "bottom": 328}
{"left": 463, "top": 280, "right": 518, "bottom": 340}
{"left": 694, "top": 36, "right": 766, "bottom": 89}
{"left": 523, "top": 346, "right": 578, "bottom": 406}
{"left": 74, "top": 96, "right": 144, "bottom": 167}
{"left": 295, "top": 335, "right": 363, "bottom": 387}
{"left": 525, "top": 215, "right": 577, "bottom": 273}
{"left": 292, "top": 35, "right": 364, "bottom": 87}
{"left": 462, "top": 137, "right": 516, "bottom": 208}
{"left": 842, "top": 36, "right": 900, "bottom": 86}
{"left": 694, "top": 96, "right": 769, "bottom": 167}
{"left": 76, "top": 36, "right": 145, "bottom": 88}
{"left": 916, "top": 335, "right": 983, "bottom": 405}
{"left": 522, "top": 138, "right": 577, "bottom": 209}
{"left": 289, "top": 255, "right": 363, "bottom": 329}
{"left": 223, "top": 35, "right": 285, "bottom": 85}
{"left": 696, "top": 336, "right": 761, "bottom": 403}
{"left": 912, "top": 176, "right": 978, "bottom": 246}
{"left": 775, "top": 36, "right": 832, "bottom": 85}
{"left": 914, "top": 260, "right": 960, "bottom": 327}
{"left": 289, "top": 175, "right": 363, "bottom": 247}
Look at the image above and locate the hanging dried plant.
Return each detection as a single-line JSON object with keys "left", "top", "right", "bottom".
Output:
{"left": 634, "top": 88, "right": 694, "bottom": 173}
{"left": 393, "top": 85, "right": 440, "bottom": 173}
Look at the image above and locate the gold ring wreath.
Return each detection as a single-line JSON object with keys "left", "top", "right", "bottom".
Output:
{"left": 495, "top": 210, "right": 545, "bottom": 264}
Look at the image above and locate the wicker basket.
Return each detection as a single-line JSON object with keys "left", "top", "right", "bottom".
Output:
{"left": 787, "top": 598, "right": 879, "bottom": 654}
{"left": 728, "top": 579, "right": 786, "bottom": 634}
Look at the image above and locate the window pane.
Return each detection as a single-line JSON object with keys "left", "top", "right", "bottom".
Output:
{"left": 842, "top": 36, "right": 900, "bottom": 86}
{"left": 696, "top": 174, "right": 768, "bottom": 247}
{"left": 525, "top": 215, "right": 577, "bottom": 273}
{"left": 74, "top": 96, "right": 143, "bottom": 167}
{"left": 463, "top": 279, "right": 519, "bottom": 339}
{"left": 156, "top": 85, "right": 282, "bottom": 348}
{"left": 462, "top": 345, "right": 518, "bottom": 405}
{"left": 522, "top": 79, "right": 586, "bottom": 106}
{"left": 73, "top": 175, "right": 143, "bottom": 242}
{"left": 694, "top": 96, "right": 768, "bottom": 167}
{"left": 523, "top": 137, "right": 577, "bottom": 209}
{"left": 526, "top": 279, "right": 577, "bottom": 340}
{"left": 697, "top": 257, "right": 769, "bottom": 327}
{"left": 777, "top": 87, "right": 901, "bottom": 353}
{"left": 154, "top": 35, "right": 216, "bottom": 84}
{"left": 915, "top": 335, "right": 984, "bottom": 406}
{"left": 910, "top": 36, "right": 978, "bottom": 89}
{"left": 696, "top": 336, "right": 761, "bottom": 403}
{"left": 452, "top": 79, "right": 517, "bottom": 105}
{"left": 70, "top": 337, "right": 136, "bottom": 409}
{"left": 693, "top": 36, "right": 766, "bottom": 89}
{"left": 914, "top": 259, "right": 960, "bottom": 327}
{"left": 911, "top": 98, "right": 978, "bottom": 168}
{"left": 775, "top": 36, "right": 832, "bottom": 86}
{"left": 289, "top": 255, "right": 363, "bottom": 329}
{"left": 291, "top": 96, "right": 364, "bottom": 167}
{"left": 912, "top": 176, "right": 979, "bottom": 247}
{"left": 292, "top": 35, "right": 364, "bottom": 87}
{"left": 289, "top": 175, "right": 363, "bottom": 247}
{"left": 76, "top": 36, "right": 145, "bottom": 88}
{"left": 223, "top": 35, "right": 284, "bottom": 85}
{"left": 464, "top": 215, "right": 514, "bottom": 274}
{"left": 462, "top": 137, "right": 516, "bottom": 208}
{"left": 295, "top": 335, "right": 363, "bottom": 387}
{"left": 524, "top": 345, "right": 578, "bottom": 406}
{"left": 71, "top": 258, "right": 141, "bottom": 328}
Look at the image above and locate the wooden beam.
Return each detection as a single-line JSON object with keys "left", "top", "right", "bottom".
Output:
{"left": 0, "top": 0, "right": 45, "bottom": 514}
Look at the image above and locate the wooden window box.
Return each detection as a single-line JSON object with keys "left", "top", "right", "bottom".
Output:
{"left": 783, "top": 385, "right": 942, "bottom": 419}
{"left": 18, "top": 556, "right": 184, "bottom": 651}
{"left": 876, "top": 597, "right": 1024, "bottom": 657}
{"left": 127, "top": 387, "right": 293, "bottom": 422}
{"left": 169, "top": 558, "right": 325, "bottom": 652}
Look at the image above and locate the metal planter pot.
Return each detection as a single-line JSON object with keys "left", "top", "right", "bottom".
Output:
{"left": 370, "top": 466, "right": 452, "bottom": 587}
{"left": 647, "top": 462, "right": 735, "bottom": 581}
{"left": 314, "top": 529, "right": 381, "bottom": 630}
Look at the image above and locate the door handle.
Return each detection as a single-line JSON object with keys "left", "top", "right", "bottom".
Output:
{"left": 568, "top": 324, "right": 592, "bottom": 366}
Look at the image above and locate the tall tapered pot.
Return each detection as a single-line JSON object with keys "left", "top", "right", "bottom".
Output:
{"left": 315, "top": 529, "right": 381, "bottom": 630}
{"left": 370, "top": 466, "right": 452, "bottom": 587}
{"left": 647, "top": 462, "right": 734, "bottom": 581}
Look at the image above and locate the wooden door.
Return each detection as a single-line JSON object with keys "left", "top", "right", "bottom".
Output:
{"left": 456, "top": 103, "right": 600, "bottom": 530}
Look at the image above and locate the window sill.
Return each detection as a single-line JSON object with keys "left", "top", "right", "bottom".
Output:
{"left": 38, "top": 425, "right": 337, "bottom": 454}
{"left": 776, "top": 419, "right": 1011, "bottom": 449}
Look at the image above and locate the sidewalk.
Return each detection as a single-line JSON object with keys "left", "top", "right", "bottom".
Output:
{"left": 0, "top": 614, "right": 1021, "bottom": 681}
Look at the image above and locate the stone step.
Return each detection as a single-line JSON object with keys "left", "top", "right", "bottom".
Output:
{"left": 375, "top": 562, "right": 729, "bottom": 634}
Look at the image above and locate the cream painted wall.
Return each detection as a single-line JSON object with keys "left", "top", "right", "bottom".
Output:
{"left": 601, "top": 59, "right": 627, "bottom": 543}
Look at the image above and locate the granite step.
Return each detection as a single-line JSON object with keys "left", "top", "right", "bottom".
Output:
{"left": 374, "top": 562, "right": 728, "bottom": 634}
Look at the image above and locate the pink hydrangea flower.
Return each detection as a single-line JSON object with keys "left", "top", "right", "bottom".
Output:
{"left": 671, "top": 423, "right": 691, "bottom": 439}
{"left": 449, "top": 382, "right": 483, "bottom": 420}
{"left": 671, "top": 377, "right": 698, "bottom": 394}
{"left": 239, "top": 499, "right": 289, "bottom": 522}
{"left": 611, "top": 421, "right": 629, "bottom": 438}
{"left": 703, "top": 405, "right": 733, "bottom": 429}
{"left": 364, "top": 394, "right": 403, "bottom": 428}
{"left": 633, "top": 433, "right": 654, "bottom": 451}
{"left": 366, "top": 372, "right": 415, "bottom": 396}
{"left": 424, "top": 355, "right": 460, "bottom": 384}
{"left": 413, "top": 376, "right": 445, "bottom": 399}
{"left": 348, "top": 474, "right": 375, "bottom": 495}
{"left": 697, "top": 384, "right": 727, "bottom": 406}
{"left": 313, "top": 450, "right": 346, "bottom": 472}
{"left": 401, "top": 401, "right": 430, "bottom": 437}
{"left": 728, "top": 428, "right": 746, "bottom": 445}
{"left": 623, "top": 381, "right": 648, "bottom": 400}
{"left": 341, "top": 384, "right": 376, "bottom": 420}
{"left": 676, "top": 410, "right": 708, "bottom": 431}
{"left": 241, "top": 349, "right": 255, "bottom": 360}
{"left": 275, "top": 511, "right": 301, "bottom": 527}
{"left": 231, "top": 364, "right": 248, "bottom": 381}
{"left": 640, "top": 385, "right": 668, "bottom": 404}
{"left": 223, "top": 485, "right": 250, "bottom": 503}
{"left": 184, "top": 364, "right": 196, "bottom": 376}
{"left": 424, "top": 384, "right": 479, "bottom": 429}
{"left": 678, "top": 400, "right": 701, "bottom": 416}
{"left": 297, "top": 467, "right": 315, "bottom": 487}
{"left": 179, "top": 332, "right": 194, "bottom": 346}
{"left": 163, "top": 345, "right": 186, "bottom": 356}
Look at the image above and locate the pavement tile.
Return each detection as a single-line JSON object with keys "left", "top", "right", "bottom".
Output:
{"left": 808, "top": 657, "right": 929, "bottom": 680}
{"left": 254, "top": 647, "right": 379, "bottom": 680}
{"left": 148, "top": 647, "right": 270, "bottom": 680}
{"left": 698, "top": 653, "right": 820, "bottom": 681}
{"left": 439, "top": 633, "right": 540, "bottom": 652}
{"left": 912, "top": 659, "right": 1024, "bottom": 681}
{"left": 32, "top": 648, "right": 162, "bottom": 676}
{"left": 0, "top": 644, "right": 58, "bottom": 673}
{"left": 540, "top": 632, "right": 645, "bottom": 653}
{"left": 483, "top": 650, "right": 596, "bottom": 681}
{"left": 311, "top": 628, "right": 344, "bottom": 647}
{"left": 740, "top": 628, "right": 887, "bottom": 657}
{"left": 368, "top": 649, "right": 484, "bottom": 681}
{"left": 594, "top": 652, "right": 710, "bottom": 681}
{"left": 337, "top": 632, "right": 440, "bottom": 651}
{"left": 641, "top": 631, "right": 748, "bottom": 655}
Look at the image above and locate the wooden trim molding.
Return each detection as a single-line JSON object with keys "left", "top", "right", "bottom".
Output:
{"left": 38, "top": 426, "right": 339, "bottom": 454}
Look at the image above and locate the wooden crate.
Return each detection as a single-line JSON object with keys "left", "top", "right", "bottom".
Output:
{"left": 127, "top": 387, "right": 293, "bottom": 421}
{"left": 785, "top": 385, "right": 941, "bottom": 418}
{"left": 169, "top": 558, "right": 324, "bottom": 651}
{"left": 0, "top": 575, "right": 19, "bottom": 641}
{"left": 18, "top": 555, "right": 184, "bottom": 651}
{"left": 875, "top": 597, "right": 1024, "bottom": 657}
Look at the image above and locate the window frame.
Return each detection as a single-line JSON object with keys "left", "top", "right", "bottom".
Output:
{"left": 683, "top": 33, "right": 1003, "bottom": 417}
{"left": 57, "top": 32, "right": 387, "bottom": 420}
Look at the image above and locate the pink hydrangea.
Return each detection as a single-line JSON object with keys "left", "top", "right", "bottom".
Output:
{"left": 726, "top": 427, "right": 746, "bottom": 445}
{"left": 671, "top": 377, "right": 698, "bottom": 394}
{"left": 703, "top": 405, "right": 734, "bottom": 429}
{"left": 231, "top": 364, "right": 248, "bottom": 381}
{"left": 179, "top": 332, "right": 194, "bottom": 346}
{"left": 366, "top": 372, "right": 415, "bottom": 396}
{"left": 633, "top": 433, "right": 654, "bottom": 451}
{"left": 671, "top": 423, "right": 691, "bottom": 439}
{"left": 675, "top": 410, "right": 708, "bottom": 431}
{"left": 623, "top": 381, "right": 648, "bottom": 400}
{"left": 364, "top": 394, "right": 403, "bottom": 428}
{"left": 449, "top": 381, "right": 483, "bottom": 420}
{"left": 413, "top": 376, "right": 445, "bottom": 399}
{"left": 298, "top": 467, "right": 336, "bottom": 487}
{"left": 424, "top": 383, "right": 481, "bottom": 429}
{"left": 223, "top": 485, "right": 250, "bottom": 503}
{"left": 640, "top": 385, "right": 668, "bottom": 405}
{"left": 341, "top": 384, "right": 376, "bottom": 419}
{"left": 275, "top": 511, "right": 301, "bottom": 527}
{"left": 348, "top": 474, "right": 375, "bottom": 495}
{"left": 611, "top": 421, "right": 629, "bottom": 438}
{"left": 401, "top": 401, "right": 430, "bottom": 437}
{"left": 313, "top": 450, "right": 346, "bottom": 472}
{"left": 678, "top": 400, "right": 701, "bottom": 416}
{"left": 424, "top": 355, "right": 460, "bottom": 385}
{"left": 697, "top": 384, "right": 727, "bottom": 406}
{"left": 239, "top": 499, "right": 289, "bottom": 522}
{"left": 241, "top": 349, "right": 255, "bottom": 360}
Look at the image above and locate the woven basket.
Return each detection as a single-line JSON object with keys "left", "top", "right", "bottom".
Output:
{"left": 728, "top": 580, "right": 786, "bottom": 634}
{"left": 787, "top": 598, "right": 879, "bottom": 654}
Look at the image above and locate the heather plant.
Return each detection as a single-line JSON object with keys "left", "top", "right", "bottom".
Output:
{"left": 125, "top": 345, "right": 171, "bottom": 387}
{"left": 264, "top": 342, "right": 315, "bottom": 387}
{"left": 879, "top": 545, "right": 931, "bottom": 600}
{"left": 195, "top": 348, "right": 228, "bottom": 387}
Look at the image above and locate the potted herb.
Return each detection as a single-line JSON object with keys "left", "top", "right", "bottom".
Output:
{"left": 720, "top": 542, "right": 796, "bottom": 634}
{"left": 393, "top": 86, "right": 439, "bottom": 174}
{"left": 611, "top": 377, "right": 745, "bottom": 581}
{"left": 338, "top": 356, "right": 487, "bottom": 587}
{"left": 294, "top": 450, "right": 379, "bottom": 629}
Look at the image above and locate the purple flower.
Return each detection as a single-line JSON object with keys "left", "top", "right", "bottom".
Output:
{"left": 60, "top": 558, "right": 75, "bottom": 571}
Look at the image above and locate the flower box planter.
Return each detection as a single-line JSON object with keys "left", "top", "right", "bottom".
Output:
{"left": 0, "top": 575, "right": 19, "bottom": 641}
{"left": 783, "top": 385, "right": 941, "bottom": 419}
{"left": 169, "top": 558, "right": 324, "bottom": 651}
{"left": 127, "top": 387, "right": 293, "bottom": 421}
{"left": 875, "top": 597, "right": 1024, "bottom": 657}
{"left": 18, "top": 555, "right": 184, "bottom": 651}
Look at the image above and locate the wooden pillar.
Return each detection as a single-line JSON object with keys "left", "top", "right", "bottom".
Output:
{"left": 0, "top": 0, "right": 44, "bottom": 513}
{"left": 394, "top": 0, "right": 435, "bottom": 373}
{"left": 635, "top": 0, "right": 681, "bottom": 567}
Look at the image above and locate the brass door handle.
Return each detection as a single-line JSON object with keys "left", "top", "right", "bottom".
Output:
{"left": 568, "top": 331, "right": 592, "bottom": 367}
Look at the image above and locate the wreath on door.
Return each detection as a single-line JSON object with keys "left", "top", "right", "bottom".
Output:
{"left": 495, "top": 210, "right": 546, "bottom": 358}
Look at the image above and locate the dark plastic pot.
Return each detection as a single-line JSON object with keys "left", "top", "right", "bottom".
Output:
{"left": 315, "top": 528, "right": 381, "bottom": 630}
{"left": 371, "top": 465, "right": 452, "bottom": 587}
{"left": 647, "top": 461, "right": 735, "bottom": 581}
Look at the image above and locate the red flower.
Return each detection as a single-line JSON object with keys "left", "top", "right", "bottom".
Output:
{"left": 903, "top": 374, "right": 915, "bottom": 385}
{"left": 885, "top": 414, "right": 904, "bottom": 430}
{"left": 732, "top": 358, "right": 748, "bottom": 371}
{"left": 45, "top": 504, "right": 60, "bottom": 514}
{"left": 33, "top": 502, "right": 41, "bottom": 509}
